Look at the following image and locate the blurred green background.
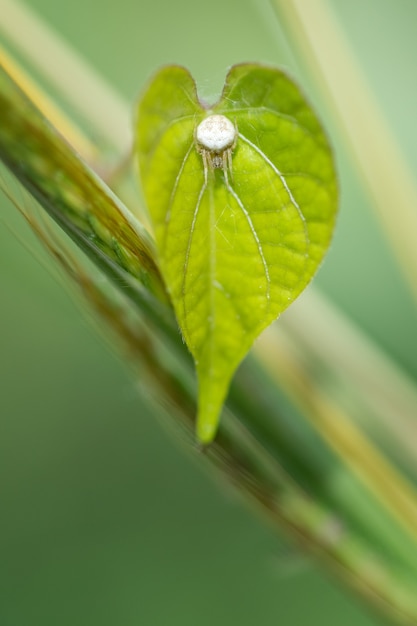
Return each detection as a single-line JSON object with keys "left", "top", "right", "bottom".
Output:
{"left": 1, "top": 1, "right": 417, "bottom": 624}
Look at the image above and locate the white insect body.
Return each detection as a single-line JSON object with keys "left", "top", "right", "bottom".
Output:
{"left": 195, "top": 114, "right": 236, "bottom": 179}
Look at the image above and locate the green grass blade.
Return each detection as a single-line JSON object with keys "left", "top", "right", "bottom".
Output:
{"left": 0, "top": 63, "right": 173, "bottom": 325}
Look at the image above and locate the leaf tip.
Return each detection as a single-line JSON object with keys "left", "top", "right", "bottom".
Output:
{"left": 196, "top": 407, "right": 220, "bottom": 444}
{"left": 195, "top": 379, "right": 227, "bottom": 444}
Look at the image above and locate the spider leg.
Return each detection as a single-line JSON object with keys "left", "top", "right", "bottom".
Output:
{"left": 202, "top": 149, "right": 209, "bottom": 184}
{"left": 222, "top": 151, "right": 229, "bottom": 185}
{"left": 227, "top": 148, "right": 233, "bottom": 181}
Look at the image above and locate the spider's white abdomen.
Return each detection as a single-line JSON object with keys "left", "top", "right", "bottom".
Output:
{"left": 196, "top": 115, "right": 236, "bottom": 152}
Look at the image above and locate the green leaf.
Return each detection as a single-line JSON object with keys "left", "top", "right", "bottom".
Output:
{"left": 135, "top": 63, "right": 338, "bottom": 443}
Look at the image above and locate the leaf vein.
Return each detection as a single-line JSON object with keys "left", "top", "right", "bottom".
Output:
{"left": 181, "top": 174, "right": 207, "bottom": 335}
{"left": 224, "top": 106, "right": 317, "bottom": 143}
{"left": 163, "top": 141, "right": 194, "bottom": 248}
{"left": 225, "top": 179, "right": 271, "bottom": 305}
{"left": 238, "top": 132, "right": 310, "bottom": 249}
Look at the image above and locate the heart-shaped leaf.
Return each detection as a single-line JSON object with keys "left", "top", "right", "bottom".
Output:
{"left": 135, "top": 63, "right": 338, "bottom": 443}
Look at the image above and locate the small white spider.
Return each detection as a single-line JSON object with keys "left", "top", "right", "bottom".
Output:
{"left": 195, "top": 114, "right": 237, "bottom": 181}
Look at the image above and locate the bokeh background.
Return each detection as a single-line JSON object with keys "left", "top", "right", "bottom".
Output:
{"left": 1, "top": 1, "right": 417, "bottom": 624}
